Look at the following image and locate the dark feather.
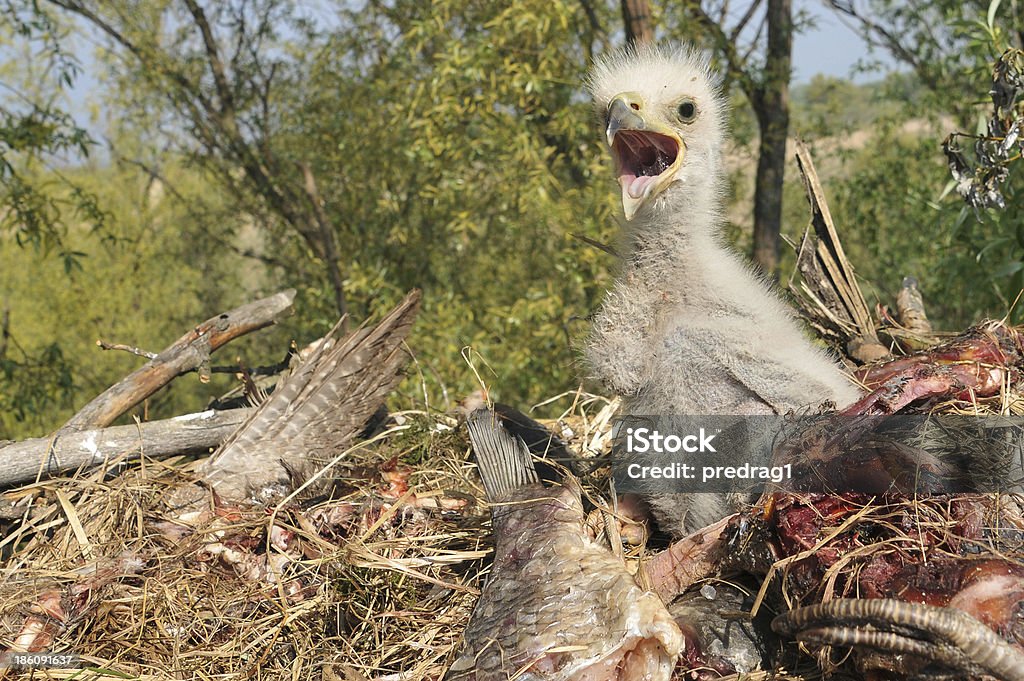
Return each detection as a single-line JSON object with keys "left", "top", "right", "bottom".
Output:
{"left": 466, "top": 408, "right": 538, "bottom": 502}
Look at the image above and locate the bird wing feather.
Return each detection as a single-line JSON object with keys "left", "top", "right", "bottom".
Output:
{"left": 200, "top": 290, "right": 421, "bottom": 501}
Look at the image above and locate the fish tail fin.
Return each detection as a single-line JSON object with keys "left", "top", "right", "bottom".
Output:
{"left": 467, "top": 408, "right": 539, "bottom": 501}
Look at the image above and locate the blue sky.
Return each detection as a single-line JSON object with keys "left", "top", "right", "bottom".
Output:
{"left": 793, "top": 0, "right": 896, "bottom": 83}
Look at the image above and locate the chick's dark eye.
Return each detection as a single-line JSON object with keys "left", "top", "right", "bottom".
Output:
{"left": 677, "top": 100, "right": 697, "bottom": 122}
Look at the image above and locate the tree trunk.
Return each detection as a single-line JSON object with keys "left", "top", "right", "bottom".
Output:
{"left": 750, "top": 0, "right": 792, "bottom": 278}
{"left": 301, "top": 163, "right": 349, "bottom": 324}
{"left": 621, "top": 0, "right": 653, "bottom": 46}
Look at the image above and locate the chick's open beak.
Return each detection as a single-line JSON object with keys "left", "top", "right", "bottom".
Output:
{"left": 605, "top": 94, "right": 685, "bottom": 220}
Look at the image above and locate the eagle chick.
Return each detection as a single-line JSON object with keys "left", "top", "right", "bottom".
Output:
{"left": 586, "top": 45, "right": 860, "bottom": 533}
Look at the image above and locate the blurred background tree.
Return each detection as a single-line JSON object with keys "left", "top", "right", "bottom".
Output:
{"left": 0, "top": 0, "right": 1021, "bottom": 439}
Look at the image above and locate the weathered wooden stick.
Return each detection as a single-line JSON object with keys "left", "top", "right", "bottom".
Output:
{"left": 0, "top": 409, "right": 250, "bottom": 488}
{"left": 895, "top": 276, "right": 932, "bottom": 335}
{"left": 63, "top": 290, "right": 296, "bottom": 431}
{"left": 792, "top": 140, "right": 889, "bottom": 363}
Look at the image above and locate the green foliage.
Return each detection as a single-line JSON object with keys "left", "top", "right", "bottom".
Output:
{"left": 831, "top": 1, "right": 981, "bottom": 116}
{"left": 790, "top": 74, "right": 929, "bottom": 139}
{"left": 0, "top": 157, "right": 253, "bottom": 438}
{"left": 0, "top": 1, "right": 106, "bottom": 263}
{"left": 784, "top": 76, "right": 1024, "bottom": 331}
{"left": 814, "top": 120, "right": 1024, "bottom": 329}
{"left": 916, "top": 3, "right": 1024, "bottom": 323}
{"left": 769, "top": 1, "right": 1024, "bottom": 329}
{"left": 0, "top": 0, "right": 625, "bottom": 433}
{"left": 0, "top": 339, "right": 76, "bottom": 433}
{"left": 271, "top": 0, "right": 619, "bottom": 409}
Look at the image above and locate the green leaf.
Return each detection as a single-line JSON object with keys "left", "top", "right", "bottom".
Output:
{"left": 937, "top": 178, "right": 959, "bottom": 202}
{"left": 992, "top": 259, "right": 1023, "bottom": 278}
{"left": 987, "top": 0, "right": 1002, "bottom": 31}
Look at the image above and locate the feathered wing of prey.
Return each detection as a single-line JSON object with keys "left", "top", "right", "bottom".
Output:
{"left": 198, "top": 290, "right": 421, "bottom": 503}
{"left": 585, "top": 45, "right": 860, "bottom": 532}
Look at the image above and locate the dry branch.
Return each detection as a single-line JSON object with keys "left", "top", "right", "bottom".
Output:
{"left": 0, "top": 408, "right": 249, "bottom": 488}
{"left": 96, "top": 339, "right": 157, "bottom": 358}
{"left": 63, "top": 289, "right": 296, "bottom": 431}
{"left": 790, "top": 140, "right": 889, "bottom": 362}
{"left": 895, "top": 276, "right": 932, "bottom": 335}
{"left": 880, "top": 275, "right": 941, "bottom": 350}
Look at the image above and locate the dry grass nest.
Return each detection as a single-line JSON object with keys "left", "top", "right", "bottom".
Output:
{"left": 0, "top": 392, "right": 625, "bottom": 681}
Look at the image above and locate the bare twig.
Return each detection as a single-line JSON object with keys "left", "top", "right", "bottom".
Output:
{"left": 729, "top": 0, "right": 764, "bottom": 42}
{"left": 63, "top": 289, "right": 296, "bottom": 431}
{"left": 571, "top": 232, "right": 619, "bottom": 258}
{"left": 299, "top": 162, "right": 348, "bottom": 324}
{"left": 577, "top": 0, "right": 608, "bottom": 53}
{"left": 827, "top": 1, "right": 931, "bottom": 85}
{"left": 96, "top": 339, "right": 296, "bottom": 378}
{"left": 683, "top": 0, "right": 758, "bottom": 100}
{"left": 0, "top": 306, "right": 9, "bottom": 360}
{"left": 96, "top": 340, "right": 157, "bottom": 359}
{"left": 181, "top": 0, "right": 236, "bottom": 122}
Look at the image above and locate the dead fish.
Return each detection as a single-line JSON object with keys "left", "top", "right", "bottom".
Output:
{"left": 444, "top": 409, "right": 682, "bottom": 681}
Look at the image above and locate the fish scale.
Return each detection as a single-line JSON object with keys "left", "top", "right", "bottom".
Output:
{"left": 443, "top": 409, "right": 681, "bottom": 681}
